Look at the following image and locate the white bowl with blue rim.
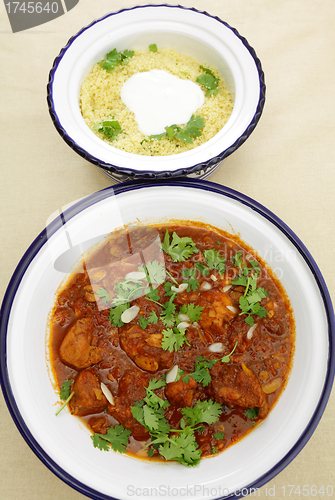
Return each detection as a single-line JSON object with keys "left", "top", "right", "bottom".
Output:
{"left": 47, "top": 5, "right": 265, "bottom": 182}
{"left": 0, "top": 178, "right": 334, "bottom": 500}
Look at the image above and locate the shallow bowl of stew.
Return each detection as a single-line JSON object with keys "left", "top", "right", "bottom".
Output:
{"left": 0, "top": 179, "right": 334, "bottom": 500}
{"left": 47, "top": 4, "right": 265, "bottom": 182}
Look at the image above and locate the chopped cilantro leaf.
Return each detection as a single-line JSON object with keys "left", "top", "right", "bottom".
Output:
{"left": 96, "top": 287, "right": 110, "bottom": 304}
{"left": 203, "top": 249, "right": 226, "bottom": 275}
{"left": 188, "top": 343, "right": 238, "bottom": 386}
{"left": 161, "top": 327, "right": 188, "bottom": 352}
{"left": 232, "top": 264, "right": 268, "bottom": 325}
{"left": 214, "top": 431, "right": 224, "bottom": 440}
{"left": 149, "top": 43, "right": 158, "bottom": 52}
{"left": 188, "top": 357, "right": 217, "bottom": 387}
{"left": 181, "top": 268, "right": 200, "bottom": 291}
{"left": 162, "top": 230, "right": 198, "bottom": 262}
{"left": 155, "top": 427, "right": 202, "bottom": 467}
{"left": 196, "top": 66, "right": 220, "bottom": 97}
{"left": 149, "top": 115, "right": 205, "bottom": 145}
{"left": 92, "top": 424, "right": 131, "bottom": 453}
{"left": 59, "top": 379, "right": 73, "bottom": 400}
{"left": 160, "top": 294, "right": 177, "bottom": 327}
{"left": 138, "top": 311, "right": 158, "bottom": 330}
{"left": 179, "top": 303, "right": 203, "bottom": 323}
{"left": 139, "top": 260, "right": 166, "bottom": 286}
{"left": 244, "top": 407, "right": 260, "bottom": 420}
{"left": 195, "top": 262, "right": 210, "bottom": 276}
{"left": 109, "top": 302, "right": 130, "bottom": 327}
{"left": 182, "top": 400, "right": 222, "bottom": 426}
{"left": 232, "top": 250, "right": 243, "bottom": 269}
{"left": 146, "top": 287, "right": 161, "bottom": 302}
{"left": 113, "top": 278, "right": 145, "bottom": 304}
{"left": 221, "top": 341, "right": 238, "bottom": 363}
{"left": 100, "top": 48, "right": 134, "bottom": 71}
{"left": 93, "top": 120, "right": 121, "bottom": 141}
{"left": 55, "top": 390, "right": 75, "bottom": 416}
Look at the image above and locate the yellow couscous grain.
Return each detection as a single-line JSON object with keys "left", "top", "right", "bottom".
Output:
{"left": 80, "top": 47, "right": 233, "bottom": 156}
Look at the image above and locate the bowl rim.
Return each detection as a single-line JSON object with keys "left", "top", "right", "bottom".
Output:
{"left": 1, "top": 178, "right": 334, "bottom": 500}
{"left": 46, "top": 3, "right": 266, "bottom": 179}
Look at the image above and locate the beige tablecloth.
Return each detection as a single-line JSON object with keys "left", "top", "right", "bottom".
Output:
{"left": 1, "top": 1, "right": 334, "bottom": 498}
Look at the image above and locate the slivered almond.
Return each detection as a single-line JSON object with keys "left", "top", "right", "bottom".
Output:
{"left": 121, "top": 305, "right": 140, "bottom": 323}
{"left": 100, "top": 382, "right": 115, "bottom": 405}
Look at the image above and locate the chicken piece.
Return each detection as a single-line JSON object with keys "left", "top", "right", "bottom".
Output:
{"left": 210, "top": 362, "right": 269, "bottom": 418}
{"left": 109, "top": 370, "right": 150, "bottom": 441}
{"left": 165, "top": 374, "right": 197, "bottom": 407}
{"left": 196, "top": 289, "right": 237, "bottom": 338}
{"left": 69, "top": 370, "right": 108, "bottom": 416}
{"left": 119, "top": 323, "right": 174, "bottom": 372}
{"left": 60, "top": 317, "right": 102, "bottom": 369}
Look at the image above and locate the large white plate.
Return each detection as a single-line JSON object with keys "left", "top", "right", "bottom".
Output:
{"left": 1, "top": 179, "right": 334, "bottom": 500}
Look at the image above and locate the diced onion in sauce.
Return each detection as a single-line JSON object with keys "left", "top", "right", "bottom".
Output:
{"left": 125, "top": 271, "right": 147, "bottom": 280}
{"left": 121, "top": 305, "right": 140, "bottom": 323}
{"left": 247, "top": 324, "right": 257, "bottom": 339}
{"left": 222, "top": 285, "right": 232, "bottom": 293}
{"left": 100, "top": 382, "right": 115, "bottom": 405}
{"left": 226, "top": 305, "right": 238, "bottom": 314}
{"left": 166, "top": 365, "right": 179, "bottom": 384}
{"left": 210, "top": 274, "right": 217, "bottom": 282}
{"left": 171, "top": 283, "right": 188, "bottom": 293}
{"left": 208, "top": 342, "right": 224, "bottom": 353}
{"left": 201, "top": 282, "right": 212, "bottom": 291}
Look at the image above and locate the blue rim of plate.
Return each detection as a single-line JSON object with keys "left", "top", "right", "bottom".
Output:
{"left": 0, "top": 178, "right": 334, "bottom": 500}
{"left": 46, "top": 4, "right": 266, "bottom": 180}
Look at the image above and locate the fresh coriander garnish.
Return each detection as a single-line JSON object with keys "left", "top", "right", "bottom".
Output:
{"left": 186, "top": 357, "right": 218, "bottom": 387}
{"left": 59, "top": 379, "right": 73, "bottom": 400}
{"left": 195, "top": 262, "right": 210, "bottom": 276}
{"left": 186, "top": 342, "right": 238, "bottom": 386}
{"left": 179, "top": 303, "right": 203, "bottom": 323}
{"left": 232, "top": 250, "right": 243, "bottom": 269}
{"left": 162, "top": 230, "right": 199, "bottom": 262}
{"left": 161, "top": 327, "right": 189, "bottom": 352}
{"left": 55, "top": 380, "right": 74, "bottom": 416}
{"left": 138, "top": 311, "right": 159, "bottom": 329}
{"left": 139, "top": 260, "right": 166, "bottom": 286}
{"left": 149, "top": 115, "right": 205, "bottom": 145}
{"left": 181, "top": 268, "right": 200, "bottom": 291}
{"left": 131, "top": 379, "right": 223, "bottom": 467}
{"left": 160, "top": 294, "right": 177, "bottom": 327}
{"left": 221, "top": 341, "right": 238, "bottom": 362}
{"left": 92, "top": 424, "right": 131, "bottom": 453}
{"left": 96, "top": 287, "right": 110, "bottom": 304}
{"left": 109, "top": 302, "right": 130, "bottom": 327}
{"left": 93, "top": 120, "right": 121, "bottom": 141}
{"left": 181, "top": 399, "right": 222, "bottom": 426}
{"left": 214, "top": 431, "right": 224, "bottom": 440}
{"left": 243, "top": 407, "right": 260, "bottom": 420}
{"left": 203, "top": 249, "right": 226, "bottom": 275}
{"left": 100, "top": 48, "right": 134, "bottom": 71}
{"left": 231, "top": 264, "right": 268, "bottom": 326}
{"left": 196, "top": 66, "right": 219, "bottom": 97}
{"left": 149, "top": 43, "right": 158, "bottom": 52}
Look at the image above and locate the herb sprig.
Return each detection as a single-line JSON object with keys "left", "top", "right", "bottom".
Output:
{"left": 100, "top": 48, "right": 134, "bottom": 71}
{"left": 130, "top": 378, "right": 222, "bottom": 467}
{"left": 231, "top": 254, "right": 268, "bottom": 326}
{"left": 150, "top": 115, "right": 205, "bottom": 145}
{"left": 93, "top": 120, "right": 121, "bottom": 141}
{"left": 196, "top": 66, "right": 220, "bottom": 97}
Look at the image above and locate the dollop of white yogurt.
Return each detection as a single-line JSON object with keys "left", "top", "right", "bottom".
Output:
{"left": 120, "top": 69, "right": 205, "bottom": 136}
